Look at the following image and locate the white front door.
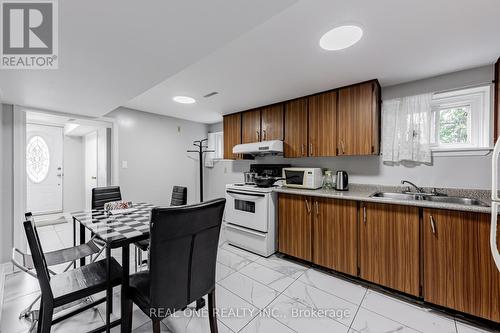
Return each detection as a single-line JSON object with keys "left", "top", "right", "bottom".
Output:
{"left": 85, "top": 131, "right": 98, "bottom": 210}
{"left": 26, "top": 124, "right": 64, "bottom": 214}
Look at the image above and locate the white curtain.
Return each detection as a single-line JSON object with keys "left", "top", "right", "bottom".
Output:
{"left": 382, "top": 93, "right": 433, "bottom": 163}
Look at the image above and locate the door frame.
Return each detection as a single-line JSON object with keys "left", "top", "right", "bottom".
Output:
{"left": 12, "top": 105, "right": 120, "bottom": 252}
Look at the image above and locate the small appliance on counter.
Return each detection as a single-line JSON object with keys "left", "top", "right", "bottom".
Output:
{"left": 243, "top": 171, "right": 257, "bottom": 184}
{"left": 282, "top": 167, "right": 323, "bottom": 189}
{"left": 335, "top": 171, "right": 349, "bottom": 191}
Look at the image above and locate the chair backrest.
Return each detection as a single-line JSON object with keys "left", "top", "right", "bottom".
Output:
{"left": 23, "top": 216, "right": 53, "bottom": 300}
{"left": 170, "top": 186, "right": 187, "bottom": 206}
{"left": 91, "top": 186, "right": 122, "bottom": 210}
{"left": 148, "top": 198, "right": 226, "bottom": 311}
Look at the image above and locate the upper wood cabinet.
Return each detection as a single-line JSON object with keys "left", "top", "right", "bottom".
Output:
{"left": 241, "top": 109, "right": 261, "bottom": 144}
{"left": 423, "top": 209, "right": 500, "bottom": 322}
{"left": 312, "top": 197, "right": 357, "bottom": 275}
{"left": 241, "top": 104, "right": 284, "bottom": 143}
{"left": 359, "top": 202, "right": 420, "bottom": 296}
{"left": 223, "top": 113, "right": 241, "bottom": 160}
{"left": 337, "top": 81, "right": 380, "bottom": 155}
{"left": 284, "top": 98, "right": 308, "bottom": 158}
{"left": 261, "top": 104, "right": 284, "bottom": 141}
{"left": 278, "top": 193, "right": 312, "bottom": 261}
{"left": 308, "top": 91, "right": 338, "bottom": 157}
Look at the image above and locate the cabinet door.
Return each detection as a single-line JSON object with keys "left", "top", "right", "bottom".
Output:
{"left": 423, "top": 209, "right": 500, "bottom": 322}
{"left": 241, "top": 109, "right": 261, "bottom": 143}
{"left": 495, "top": 57, "right": 499, "bottom": 142}
{"left": 278, "top": 194, "right": 312, "bottom": 261}
{"left": 313, "top": 198, "right": 357, "bottom": 275}
{"left": 308, "top": 91, "right": 337, "bottom": 157}
{"left": 284, "top": 98, "right": 308, "bottom": 158}
{"left": 360, "top": 203, "right": 420, "bottom": 296}
{"left": 223, "top": 113, "right": 241, "bottom": 160}
{"left": 338, "top": 82, "right": 380, "bottom": 155}
{"left": 261, "top": 104, "right": 284, "bottom": 141}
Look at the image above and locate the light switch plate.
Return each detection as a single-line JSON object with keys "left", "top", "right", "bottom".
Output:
{"left": 122, "top": 160, "right": 128, "bottom": 169}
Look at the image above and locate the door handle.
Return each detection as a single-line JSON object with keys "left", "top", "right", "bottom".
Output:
{"left": 429, "top": 215, "right": 436, "bottom": 235}
{"left": 56, "top": 173, "right": 62, "bottom": 177}
{"left": 91, "top": 176, "right": 97, "bottom": 180}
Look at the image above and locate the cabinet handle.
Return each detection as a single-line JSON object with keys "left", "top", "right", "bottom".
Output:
{"left": 305, "top": 199, "right": 311, "bottom": 214}
{"left": 309, "top": 143, "right": 313, "bottom": 156}
{"left": 363, "top": 206, "right": 367, "bottom": 224}
{"left": 341, "top": 140, "right": 346, "bottom": 154}
{"left": 429, "top": 215, "right": 436, "bottom": 235}
{"left": 256, "top": 130, "right": 260, "bottom": 141}
{"left": 263, "top": 129, "right": 267, "bottom": 141}
{"left": 301, "top": 144, "right": 305, "bottom": 156}
{"left": 315, "top": 201, "right": 319, "bottom": 215}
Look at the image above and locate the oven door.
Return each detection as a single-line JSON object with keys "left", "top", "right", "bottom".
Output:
{"left": 225, "top": 190, "right": 269, "bottom": 232}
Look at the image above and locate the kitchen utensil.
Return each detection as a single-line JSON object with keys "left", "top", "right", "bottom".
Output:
{"left": 244, "top": 172, "right": 257, "bottom": 184}
{"left": 253, "top": 176, "right": 284, "bottom": 188}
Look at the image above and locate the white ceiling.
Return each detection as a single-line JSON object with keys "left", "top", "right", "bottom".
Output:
{"left": 2, "top": 0, "right": 500, "bottom": 124}
{"left": 0, "top": 0, "right": 297, "bottom": 117}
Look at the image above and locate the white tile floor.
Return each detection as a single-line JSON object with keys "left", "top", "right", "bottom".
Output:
{"left": 1, "top": 222, "right": 497, "bottom": 333}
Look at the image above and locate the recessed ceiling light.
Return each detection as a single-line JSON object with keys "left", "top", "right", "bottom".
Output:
{"left": 319, "top": 25, "right": 363, "bottom": 51}
{"left": 173, "top": 96, "right": 196, "bottom": 104}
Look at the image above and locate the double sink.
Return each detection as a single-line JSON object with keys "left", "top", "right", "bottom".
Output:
{"left": 370, "top": 191, "right": 490, "bottom": 207}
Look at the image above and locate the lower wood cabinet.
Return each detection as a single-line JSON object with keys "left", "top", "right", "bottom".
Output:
{"left": 278, "top": 193, "right": 312, "bottom": 261}
{"left": 359, "top": 203, "right": 420, "bottom": 296}
{"left": 423, "top": 208, "right": 500, "bottom": 322}
{"left": 312, "top": 198, "right": 357, "bottom": 275}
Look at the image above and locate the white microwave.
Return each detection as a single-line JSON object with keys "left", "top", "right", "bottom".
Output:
{"left": 282, "top": 167, "right": 323, "bottom": 189}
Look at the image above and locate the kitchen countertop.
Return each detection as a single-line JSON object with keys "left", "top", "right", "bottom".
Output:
{"left": 273, "top": 184, "right": 492, "bottom": 214}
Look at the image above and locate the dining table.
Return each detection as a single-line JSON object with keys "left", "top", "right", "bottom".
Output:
{"left": 71, "top": 202, "right": 156, "bottom": 333}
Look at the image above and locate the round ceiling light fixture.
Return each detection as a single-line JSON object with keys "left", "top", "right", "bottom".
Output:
{"left": 319, "top": 25, "right": 363, "bottom": 51}
{"left": 173, "top": 96, "right": 196, "bottom": 104}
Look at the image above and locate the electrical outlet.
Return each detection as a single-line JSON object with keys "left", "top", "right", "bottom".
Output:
{"left": 122, "top": 160, "right": 128, "bottom": 169}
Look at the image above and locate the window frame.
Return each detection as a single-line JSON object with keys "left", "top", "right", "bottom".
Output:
{"left": 430, "top": 85, "right": 492, "bottom": 152}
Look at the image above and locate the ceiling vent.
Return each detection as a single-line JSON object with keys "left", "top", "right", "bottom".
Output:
{"left": 203, "top": 91, "right": 219, "bottom": 98}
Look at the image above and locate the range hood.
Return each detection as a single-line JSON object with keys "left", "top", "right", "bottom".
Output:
{"left": 232, "top": 140, "right": 283, "bottom": 156}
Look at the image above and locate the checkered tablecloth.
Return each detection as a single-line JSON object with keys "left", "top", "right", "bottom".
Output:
{"left": 71, "top": 202, "right": 156, "bottom": 245}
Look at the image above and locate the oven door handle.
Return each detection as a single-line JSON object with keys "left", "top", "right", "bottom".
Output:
{"left": 226, "top": 190, "right": 266, "bottom": 199}
{"left": 226, "top": 223, "right": 267, "bottom": 238}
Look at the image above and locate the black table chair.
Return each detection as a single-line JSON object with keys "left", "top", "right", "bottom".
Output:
{"left": 12, "top": 213, "right": 103, "bottom": 330}
{"left": 134, "top": 186, "right": 188, "bottom": 272}
{"left": 122, "top": 198, "right": 226, "bottom": 333}
{"left": 91, "top": 186, "right": 123, "bottom": 210}
{"left": 23, "top": 216, "right": 123, "bottom": 333}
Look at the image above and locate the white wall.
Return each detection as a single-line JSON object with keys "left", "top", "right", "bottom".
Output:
{"left": 63, "top": 136, "right": 85, "bottom": 212}
{"left": 1, "top": 104, "right": 14, "bottom": 263}
{"left": 107, "top": 107, "right": 208, "bottom": 206}
{"left": 205, "top": 65, "right": 495, "bottom": 200}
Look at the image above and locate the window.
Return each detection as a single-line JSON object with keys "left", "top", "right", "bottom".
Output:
{"left": 26, "top": 135, "right": 50, "bottom": 183}
{"left": 431, "top": 85, "right": 491, "bottom": 150}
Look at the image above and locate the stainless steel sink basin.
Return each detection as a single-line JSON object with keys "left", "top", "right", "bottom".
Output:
{"left": 370, "top": 192, "right": 490, "bottom": 207}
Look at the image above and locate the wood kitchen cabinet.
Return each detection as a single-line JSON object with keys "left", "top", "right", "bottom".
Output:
{"left": 308, "top": 91, "right": 337, "bottom": 157}
{"left": 261, "top": 104, "right": 284, "bottom": 141}
{"left": 312, "top": 198, "right": 357, "bottom": 275}
{"left": 423, "top": 209, "right": 500, "bottom": 322}
{"left": 223, "top": 113, "right": 241, "bottom": 160}
{"left": 359, "top": 202, "right": 420, "bottom": 296}
{"left": 337, "top": 81, "right": 380, "bottom": 155}
{"left": 284, "top": 98, "right": 308, "bottom": 158}
{"left": 241, "top": 109, "right": 261, "bottom": 143}
{"left": 495, "top": 57, "right": 499, "bottom": 142}
{"left": 278, "top": 193, "right": 312, "bottom": 261}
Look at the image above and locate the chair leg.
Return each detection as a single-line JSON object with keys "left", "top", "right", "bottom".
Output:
{"left": 38, "top": 299, "right": 53, "bottom": 333}
{"left": 134, "top": 247, "right": 138, "bottom": 273}
{"left": 121, "top": 299, "right": 133, "bottom": 333}
{"left": 208, "top": 289, "right": 218, "bottom": 333}
{"left": 138, "top": 250, "right": 142, "bottom": 272}
{"left": 152, "top": 319, "right": 161, "bottom": 333}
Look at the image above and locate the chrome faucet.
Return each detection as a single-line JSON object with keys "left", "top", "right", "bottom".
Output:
{"left": 401, "top": 180, "right": 425, "bottom": 194}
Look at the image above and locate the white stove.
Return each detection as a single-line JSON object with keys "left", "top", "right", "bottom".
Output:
{"left": 224, "top": 183, "right": 278, "bottom": 257}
